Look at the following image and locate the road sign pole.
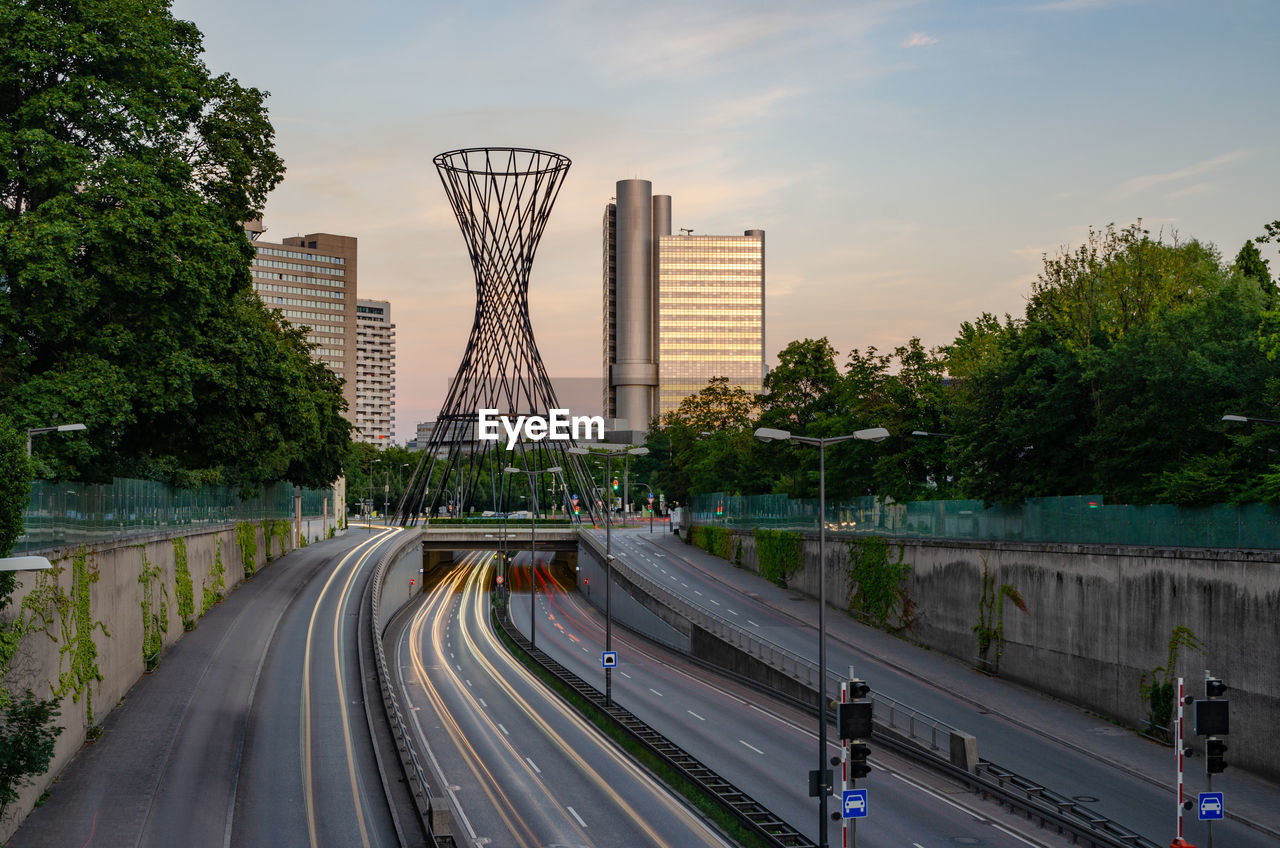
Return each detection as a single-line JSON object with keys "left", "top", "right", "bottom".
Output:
{"left": 842, "top": 678, "right": 852, "bottom": 848}
{"left": 1177, "top": 676, "right": 1185, "bottom": 844}
{"left": 1205, "top": 670, "right": 1213, "bottom": 848}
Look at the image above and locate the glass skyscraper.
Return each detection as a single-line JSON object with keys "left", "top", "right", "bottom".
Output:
{"left": 603, "top": 181, "right": 764, "bottom": 435}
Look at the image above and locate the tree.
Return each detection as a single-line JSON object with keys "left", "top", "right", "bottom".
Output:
{"left": 1235, "top": 239, "right": 1273, "bottom": 299}
{"left": 0, "top": 0, "right": 348, "bottom": 490}
{"left": 0, "top": 418, "right": 29, "bottom": 557}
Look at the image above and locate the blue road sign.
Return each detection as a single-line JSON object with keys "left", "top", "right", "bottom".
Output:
{"left": 1198, "top": 792, "right": 1224, "bottom": 821}
{"left": 602, "top": 651, "right": 617, "bottom": 668}
{"left": 842, "top": 789, "right": 867, "bottom": 819}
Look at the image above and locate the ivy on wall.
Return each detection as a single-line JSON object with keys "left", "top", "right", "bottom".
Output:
{"left": 173, "top": 537, "right": 194, "bottom": 630}
{"left": 754, "top": 528, "right": 803, "bottom": 587}
{"left": 270, "top": 519, "right": 289, "bottom": 560}
{"left": 236, "top": 522, "right": 257, "bottom": 577}
{"left": 972, "top": 555, "right": 1029, "bottom": 674}
{"left": 138, "top": 548, "right": 168, "bottom": 671}
{"left": 22, "top": 549, "right": 110, "bottom": 729}
{"left": 1139, "top": 625, "right": 1204, "bottom": 739}
{"left": 845, "top": 536, "right": 915, "bottom": 632}
{"left": 689, "top": 526, "right": 733, "bottom": 560}
{"left": 201, "top": 540, "right": 226, "bottom": 615}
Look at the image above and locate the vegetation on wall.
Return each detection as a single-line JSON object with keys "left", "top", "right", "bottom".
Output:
{"left": 1138, "top": 625, "right": 1204, "bottom": 739}
{"left": 138, "top": 549, "right": 168, "bottom": 671}
{"left": 173, "top": 537, "right": 195, "bottom": 630}
{"left": 689, "top": 525, "right": 733, "bottom": 560}
{"left": 22, "top": 549, "right": 110, "bottom": 731}
{"left": 754, "top": 528, "right": 803, "bottom": 587}
{"left": 236, "top": 522, "right": 257, "bottom": 577}
{"left": 845, "top": 536, "right": 915, "bottom": 631}
{"left": 973, "top": 555, "right": 1029, "bottom": 674}
{"left": 201, "top": 540, "right": 226, "bottom": 615}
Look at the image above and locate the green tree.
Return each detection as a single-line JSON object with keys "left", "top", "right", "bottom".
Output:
{"left": 1235, "top": 239, "right": 1273, "bottom": 299}
{"left": 0, "top": 0, "right": 350, "bottom": 490}
{"left": 0, "top": 417, "right": 30, "bottom": 556}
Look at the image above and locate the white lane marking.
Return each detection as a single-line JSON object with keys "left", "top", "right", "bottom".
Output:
{"left": 727, "top": 608, "right": 739, "bottom": 616}
{"left": 455, "top": 665, "right": 461, "bottom": 672}
{"left": 681, "top": 582, "right": 689, "bottom": 588}
{"left": 913, "top": 844, "right": 926, "bottom": 848}
{"left": 740, "top": 740, "right": 764, "bottom": 755}
{"left": 620, "top": 671, "right": 632, "bottom": 679}
{"left": 891, "top": 773, "right": 983, "bottom": 820}
{"left": 465, "top": 679, "right": 472, "bottom": 687}
{"left": 526, "top": 757, "right": 541, "bottom": 774}
{"left": 567, "top": 806, "right": 587, "bottom": 827}
{"left": 498, "top": 723, "right": 509, "bottom": 736}
{"left": 748, "top": 620, "right": 759, "bottom": 628}
{"left": 688, "top": 710, "right": 705, "bottom": 721}
{"left": 478, "top": 698, "right": 487, "bottom": 708}
{"left": 710, "top": 599, "right": 721, "bottom": 606}
{"left": 649, "top": 688, "right": 663, "bottom": 697}
{"left": 695, "top": 590, "right": 703, "bottom": 596}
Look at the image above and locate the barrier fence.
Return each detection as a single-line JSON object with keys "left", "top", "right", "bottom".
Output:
{"left": 690, "top": 492, "right": 1280, "bottom": 549}
{"left": 14, "top": 478, "right": 333, "bottom": 554}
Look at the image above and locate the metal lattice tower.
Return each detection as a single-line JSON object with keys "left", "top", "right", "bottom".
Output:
{"left": 398, "top": 148, "right": 603, "bottom": 524}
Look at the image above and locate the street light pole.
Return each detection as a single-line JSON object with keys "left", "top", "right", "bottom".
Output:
{"left": 569, "top": 444, "right": 647, "bottom": 705}
{"left": 369, "top": 457, "right": 381, "bottom": 532}
{"left": 26, "top": 423, "right": 87, "bottom": 457}
{"left": 754, "top": 425, "right": 889, "bottom": 848}
{"left": 504, "top": 464, "right": 561, "bottom": 649}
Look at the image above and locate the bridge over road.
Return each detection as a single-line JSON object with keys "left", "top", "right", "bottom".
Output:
{"left": 417, "top": 522, "right": 580, "bottom": 574}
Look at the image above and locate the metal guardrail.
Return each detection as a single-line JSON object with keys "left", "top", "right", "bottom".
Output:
{"left": 584, "top": 530, "right": 1165, "bottom": 848}
{"left": 368, "top": 530, "right": 443, "bottom": 847}
{"left": 580, "top": 531, "right": 960, "bottom": 755}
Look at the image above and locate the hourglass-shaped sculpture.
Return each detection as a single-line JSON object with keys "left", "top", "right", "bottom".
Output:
{"left": 399, "top": 148, "right": 601, "bottom": 523}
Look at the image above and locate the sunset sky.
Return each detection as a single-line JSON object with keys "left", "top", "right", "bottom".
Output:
{"left": 170, "top": 0, "right": 1280, "bottom": 440}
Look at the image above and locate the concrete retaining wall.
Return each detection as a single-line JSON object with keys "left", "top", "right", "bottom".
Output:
{"left": 708, "top": 528, "right": 1280, "bottom": 779}
{"left": 1, "top": 516, "right": 337, "bottom": 840}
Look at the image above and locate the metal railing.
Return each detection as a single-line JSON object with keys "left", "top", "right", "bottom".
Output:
{"left": 16, "top": 477, "right": 333, "bottom": 554}
{"left": 691, "top": 491, "right": 1280, "bottom": 550}
{"left": 368, "top": 529, "right": 442, "bottom": 847}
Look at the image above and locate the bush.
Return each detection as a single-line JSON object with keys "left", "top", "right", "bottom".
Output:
{"left": 755, "top": 528, "right": 803, "bottom": 587}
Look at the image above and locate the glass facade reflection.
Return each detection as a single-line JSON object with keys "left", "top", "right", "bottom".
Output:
{"left": 656, "top": 232, "right": 764, "bottom": 417}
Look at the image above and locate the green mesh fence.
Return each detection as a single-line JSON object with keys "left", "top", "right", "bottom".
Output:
{"left": 690, "top": 492, "right": 1280, "bottom": 549}
{"left": 14, "top": 478, "right": 335, "bottom": 555}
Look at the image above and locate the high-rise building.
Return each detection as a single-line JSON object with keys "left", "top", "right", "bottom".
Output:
{"left": 603, "top": 182, "right": 764, "bottom": 435}
{"left": 356, "top": 299, "right": 396, "bottom": 444}
{"left": 246, "top": 221, "right": 358, "bottom": 414}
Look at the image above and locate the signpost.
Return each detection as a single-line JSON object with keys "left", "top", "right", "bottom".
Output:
{"left": 842, "top": 789, "right": 867, "bottom": 819}
{"left": 1198, "top": 793, "right": 1224, "bottom": 821}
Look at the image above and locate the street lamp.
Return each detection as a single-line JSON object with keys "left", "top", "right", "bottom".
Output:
{"left": 369, "top": 457, "right": 381, "bottom": 532}
{"left": 754, "top": 424, "right": 889, "bottom": 848}
{"left": 503, "top": 464, "right": 562, "bottom": 649}
{"left": 569, "top": 444, "right": 647, "bottom": 705}
{"left": 1222, "top": 414, "right": 1280, "bottom": 426}
{"left": 26, "top": 423, "right": 86, "bottom": 457}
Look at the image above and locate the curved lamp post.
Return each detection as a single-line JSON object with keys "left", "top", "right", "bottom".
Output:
{"left": 504, "top": 464, "right": 561, "bottom": 648}
{"left": 26, "top": 423, "right": 86, "bottom": 457}
{"left": 754, "top": 425, "right": 889, "bottom": 848}
{"left": 568, "top": 444, "right": 647, "bottom": 704}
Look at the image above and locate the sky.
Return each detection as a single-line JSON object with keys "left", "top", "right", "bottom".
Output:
{"left": 169, "top": 0, "right": 1280, "bottom": 441}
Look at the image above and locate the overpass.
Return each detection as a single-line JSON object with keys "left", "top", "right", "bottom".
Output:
{"left": 418, "top": 522, "right": 580, "bottom": 574}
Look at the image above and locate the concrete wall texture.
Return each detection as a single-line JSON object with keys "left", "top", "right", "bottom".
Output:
{"left": 1, "top": 516, "right": 336, "bottom": 839}
{"left": 721, "top": 529, "right": 1280, "bottom": 779}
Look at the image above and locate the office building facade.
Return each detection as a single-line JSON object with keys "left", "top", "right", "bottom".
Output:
{"left": 603, "top": 182, "right": 764, "bottom": 435}
{"left": 355, "top": 299, "right": 396, "bottom": 444}
{"left": 246, "top": 221, "right": 358, "bottom": 414}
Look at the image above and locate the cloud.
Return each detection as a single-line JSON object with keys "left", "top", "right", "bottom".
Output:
{"left": 1030, "top": 0, "right": 1131, "bottom": 11}
{"left": 901, "top": 32, "right": 938, "bottom": 48}
{"left": 1108, "top": 150, "right": 1248, "bottom": 200}
{"left": 1165, "top": 182, "right": 1211, "bottom": 200}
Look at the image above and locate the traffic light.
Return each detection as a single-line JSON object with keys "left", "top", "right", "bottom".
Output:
{"left": 1206, "top": 677, "right": 1228, "bottom": 698}
{"left": 612, "top": 478, "right": 619, "bottom": 492}
{"left": 1206, "top": 736, "right": 1228, "bottom": 774}
{"left": 848, "top": 679, "right": 870, "bottom": 700}
{"left": 848, "top": 741, "right": 872, "bottom": 779}
{"left": 838, "top": 694, "right": 873, "bottom": 741}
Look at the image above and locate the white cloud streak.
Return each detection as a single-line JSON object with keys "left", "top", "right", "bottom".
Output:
{"left": 901, "top": 32, "right": 938, "bottom": 47}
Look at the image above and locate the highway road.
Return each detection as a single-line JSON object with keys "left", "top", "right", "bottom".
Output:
{"left": 10, "top": 529, "right": 406, "bottom": 848}
{"left": 504, "top": 551, "right": 1079, "bottom": 848}
{"left": 591, "top": 528, "right": 1276, "bottom": 848}
{"left": 391, "top": 550, "right": 735, "bottom": 848}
